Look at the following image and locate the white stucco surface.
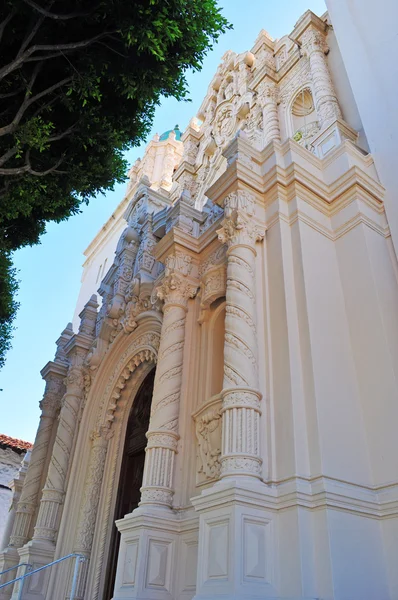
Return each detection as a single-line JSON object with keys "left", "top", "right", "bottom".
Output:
{"left": 0, "top": 448, "right": 22, "bottom": 547}
{"left": 325, "top": 0, "right": 398, "bottom": 252}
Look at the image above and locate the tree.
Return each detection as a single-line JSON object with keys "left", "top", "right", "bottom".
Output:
{"left": 0, "top": 0, "right": 230, "bottom": 367}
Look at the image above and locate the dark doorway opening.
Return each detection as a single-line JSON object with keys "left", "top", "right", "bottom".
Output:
{"left": 103, "top": 368, "right": 155, "bottom": 600}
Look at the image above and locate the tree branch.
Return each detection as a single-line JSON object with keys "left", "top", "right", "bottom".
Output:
{"left": 0, "top": 73, "right": 72, "bottom": 138}
{"left": 0, "top": 33, "right": 115, "bottom": 81}
{"left": 0, "top": 146, "right": 19, "bottom": 167}
{"left": 18, "top": 13, "right": 46, "bottom": 58}
{"left": 47, "top": 123, "right": 77, "bottom": 143}
{"left": 0, "top": 150, "right": 65, "bottom": 176}
{"left": 0, "top": 86, "right": 25, "bottom": 99}
{"left": 0, "top": 62, "right": 43, "bottom": 137}
{"left": 0, "top": 9, "right": 16, "bottom": 44}
{"left": 29, "top": 155, "right": 65, "bottom": 175}
{"left": 22, "top": 0, "right": 90, "bottom": 21}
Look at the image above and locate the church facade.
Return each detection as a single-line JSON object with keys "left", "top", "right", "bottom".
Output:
{"left": 1, "top": 9, "right": 398, "bottom": 600}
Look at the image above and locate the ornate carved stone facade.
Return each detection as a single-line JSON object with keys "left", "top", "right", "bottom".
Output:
{"left": 2, "top": 9, "right": 398, "bottom": 600}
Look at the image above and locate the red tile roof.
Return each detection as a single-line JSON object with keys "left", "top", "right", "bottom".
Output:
{"left": 0, "top": 434, "right": 33, "bottom": 453}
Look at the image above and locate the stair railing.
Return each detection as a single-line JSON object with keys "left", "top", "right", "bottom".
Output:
{"left": 0, "top": 563, "right": 31, "bottom": 577}
{"left": 0, "top": 553, "right": 86, "bottom": 600}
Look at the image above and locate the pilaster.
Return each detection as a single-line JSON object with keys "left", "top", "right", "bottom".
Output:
{"left": 0, "top": 325, "right": 72, "bottom": 600}
{"left": 15, "top": 298, "right": 98, "bottom": 600}
{"left": 66, "top": 427, "right": 112, "bottom": 600}
{"left": 112, "top": 198, "right": 200, "bottom": 600}
{"left": 292, "top": 14, "right": 342, "bottom": 129}
{"left": 257, "top": 80, "right": 281, "bottom": 146}
{"left": 140, "top": 251, "right": 199, "bottom": 508}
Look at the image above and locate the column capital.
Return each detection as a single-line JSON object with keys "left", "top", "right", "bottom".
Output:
{"left": 257, "top": 80, "right": 278, "bottom": 107}
{"left": 64, "top": 348, "right": 86, "bottom": 398}
{"left": 156, "top": 252, "right": 198, "bottom": 310}
{"left": 217, "top": 190, "right": 264, "bottom": 249}
{"left": 300, "top": 26, "right": 328, "bottom": 56}
{"left": 39, "top": 375, "right": 65, "bottom": 415}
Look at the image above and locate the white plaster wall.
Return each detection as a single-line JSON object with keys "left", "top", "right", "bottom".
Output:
{"left": 0, "top": 487, "right": 12, "bottom": 549}
{"left": 72, "top": 210, "right": 127, "bottom": 330}
{"left": 0, "top": 448, "right": 22, "bottom": 547}
{"left": 326, "top": 0, "right": 398, "bottom": 253}
{"left": 326, "top": 27, "right": 369, "bottom": 152}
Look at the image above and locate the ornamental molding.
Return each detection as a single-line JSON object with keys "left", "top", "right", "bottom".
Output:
{"left": 300, "top": 27, "right": 329, "bottom": 57}
{"left": 95, "top": 331, "right": 160, "bottom": 429}
{"left": 198, "top": 264, "right": 226, "bottom": 323}
{"left": 192, "top": 394, "right": 223, "bottom": 484}
{"left": 217, "top": 190, "right": 265, "bottom": 248}
{"left": 199, "top": 245, "right": 227, "bottom": 277}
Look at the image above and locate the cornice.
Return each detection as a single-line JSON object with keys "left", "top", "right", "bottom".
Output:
{"left": 266, "top": 209, "right": 390, "bottom": 242}
{"left": 290, "top": 9, "right": 327, "bottom": 44}
{"left": 64, "top": 332, "right": 94, "bottom": 355}
{"left": 40, "top": 360, "right": 68, "bottom": 380}
{"left": 191, "top": 476, "right": 398, "bottom": 519}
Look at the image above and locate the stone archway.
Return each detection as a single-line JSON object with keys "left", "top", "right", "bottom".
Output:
{"left": 83, "top": 331, "right": 160, "bottom": 600}
{"left": 102, "top": 368, "right": 155, "bottom": 600}
{"left": 43, "top": 324, "right": 161, "bottom": 600}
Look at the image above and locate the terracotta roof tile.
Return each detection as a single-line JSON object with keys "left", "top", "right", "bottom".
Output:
{"left": 0, "top": 434, "right": 33, "bottom": 453}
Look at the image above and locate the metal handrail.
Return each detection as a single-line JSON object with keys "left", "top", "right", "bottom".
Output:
{"left": 0, "top": 563, "right": 31, "bottom": 577}
{"left": 0, "top": 552, "right": 86, "bottom": 600}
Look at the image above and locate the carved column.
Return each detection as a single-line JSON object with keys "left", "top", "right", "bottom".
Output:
{"left": 259, "top": 81, "right": 281, "bottom": 145}
{"left": 9, "top": 380, "right": 63, "bottom": 550}
{"left": 192, "top": 191, "right": 272, "bottom": 600}
{"left": 301, "top": 27, "right": 342, "bottom": 128}
{"left": 30, "top": 297, "right": 97, "bottom": 551}
{"left": 32, "top": 351, "right": 85, "bottom": 546}
{"left": 69, "top": 428, "right": 111, "bottom": 599}
{"left": 0, "top": 327, "right": 71, "bottom": 599}
{"left": 140, "top": 255, "right": 197, "bottom": 508}
{"left": 217, "top": 190, "right": 264, "bottom": 479}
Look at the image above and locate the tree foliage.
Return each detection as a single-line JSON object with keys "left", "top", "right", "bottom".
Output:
{"left": 0, "top": 0, "right": 230, "bottom": 366}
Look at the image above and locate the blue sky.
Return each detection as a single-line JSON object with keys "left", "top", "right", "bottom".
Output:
{"left": 0, "top": 0, "right": 326, "bottom": 442}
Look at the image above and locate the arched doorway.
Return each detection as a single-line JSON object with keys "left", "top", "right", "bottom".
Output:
{"left": 103, "top": 368, "right": 155, "bottom": 599}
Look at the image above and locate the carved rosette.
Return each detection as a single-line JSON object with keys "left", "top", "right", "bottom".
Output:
{"left": 140, "top": 255, "right": 198, "bottom": 507}
{"left": 217, "top": 191, "right": 264, "bottom": 479}
{"left": 258, "top": 81, "right": 281, "bottom": 145}
{"left": 9, "top": 373, "right": 65, "bottom": 550}
{"left": 301, "top": 28, "right": 342, "bottom": 128}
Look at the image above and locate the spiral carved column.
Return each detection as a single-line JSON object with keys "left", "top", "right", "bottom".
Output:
{"left": 140, "top": 260, "right": 197, "bottom": 507}
{"left": 301, "top": 27, "right": 342, "bottom": 128}
{"left": 32, "top": 350, "right": 86, "bottom": 546}
{"left": 217, "top": 190, "right": 264, "bottom": 479}
{"left": 259, "top": 81, "right": 281, "bottom": 145}
{"left": 8, "top": 376, "right": 64, "bottom": 550}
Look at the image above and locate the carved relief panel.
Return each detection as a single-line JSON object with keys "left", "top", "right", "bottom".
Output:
{"left": 193, "top": 395, "right": 222, "bottom": 485}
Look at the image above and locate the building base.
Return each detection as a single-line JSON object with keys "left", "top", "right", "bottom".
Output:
{"left": 13, "top": 542, "right": 55, "bottom": 600}
{"left": 0, "top": 547, "right": 20, "bottom": 600}
{"left": 112, "top": 505, "right": 198, "bottom": 600}
{"left": 191, "top": 478, "right": 279, "bottom": 600}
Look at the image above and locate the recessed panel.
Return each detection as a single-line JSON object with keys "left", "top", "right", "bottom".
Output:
{"left": 207, "top": 521, "right": 229, "bottom": 579}
{"left": 146, "top": 539, "right": 171, "bottom": 590}
{"left": 122, "top": 541, "right": 139, "bottom": 586}
{"left": 243, "top": 519, "right": 269, "bottom": 581}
